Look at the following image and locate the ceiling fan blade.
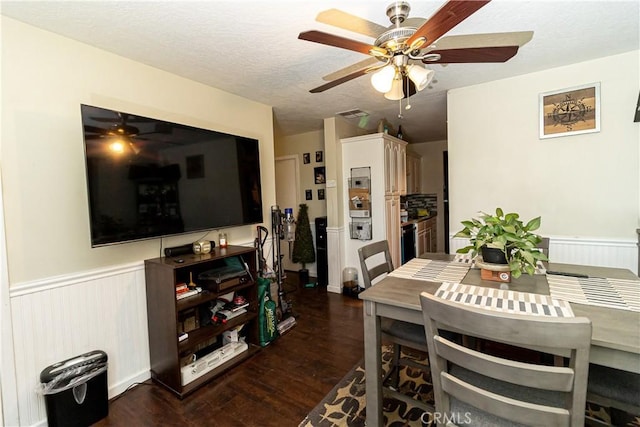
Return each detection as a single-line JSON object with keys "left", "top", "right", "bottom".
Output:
{"left": 424, "top": 46, "right": 519, "bottom": 63}
{"left": 298, "top": 30, "right": 380, "bottom": 55}
{"left": 310, "top": 68, "right": 369, "bottom": 93}
{"left": 323, "top": 57, "right": 380, "bottom": 81}
{"left": 316, "top": 9, "right": 387, "bottom": 38}
{"left": 84, "top": 125, "right": 107, "bottom": 134}
{"left": 407, "top": 0, "right": 491, "bottom": 47}
{"left": 402, "top": 17, "right": 427, "bottom": 29}
{"left": 427, "top": 31, "right": 533, "bottom": 50}
{"left": 90, "top": 115, "right": 154, "bottom": 123}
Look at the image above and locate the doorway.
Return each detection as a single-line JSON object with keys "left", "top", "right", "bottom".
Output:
{"left": 275, "top": 156, "right": 300, "bottom": 271}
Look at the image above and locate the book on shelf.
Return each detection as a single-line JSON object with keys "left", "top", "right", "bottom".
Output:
{"left": 230, "top": 302, "right": 249, "bottom": 312}
{"left": 176, "top": 287, "right": 202, "bottom": 300}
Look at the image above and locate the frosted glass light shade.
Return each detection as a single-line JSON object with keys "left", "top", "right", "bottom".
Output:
{"left": 407, "top": 65, "right": 434, "bottom": 91}
{"left": 371, "top": 65, "right": 396, "bottom": 93}
{"left": 384, "top": 78, "right": 405, "bottom": 100}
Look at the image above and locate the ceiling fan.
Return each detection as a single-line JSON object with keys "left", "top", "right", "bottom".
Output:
{"left": 298, "top": 0, "right": 533, "bottom": 99}
{"left": 84, "top": 112, "right": 165, "bottom": 154}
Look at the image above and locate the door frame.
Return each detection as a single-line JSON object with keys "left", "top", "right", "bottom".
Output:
{"left": 443, "top": 151, "right": 450, "bottom": 254}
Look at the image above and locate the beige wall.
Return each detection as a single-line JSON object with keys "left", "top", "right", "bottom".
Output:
{"left": 323, "top": 116, "right": 370, "bottom": 229}
{"left": 448, "top": 50, "right": 639, "bottom": 240}
{"left": 1, "top": 17, "right": 276, "bottom": 284}
{"left": 276, "top": 130, "right": 326, "bottom": 221}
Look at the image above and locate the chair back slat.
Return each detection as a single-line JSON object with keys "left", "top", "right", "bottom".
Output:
{"left": 358, "top": 240, "right": 394, "bottom": 289}
{"left": 434, "top": 337, "right": 575, "bottom": 392}
{"left": 425, "top": 292, "right": 591, "bottom": 349}
{"left": 441, "top": 373, "right": 571, "bottom": 426}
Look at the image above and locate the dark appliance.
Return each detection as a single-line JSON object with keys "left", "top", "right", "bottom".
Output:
{"left": 401, "top": 223, "right": 416, "bottom": 264}
{"left": 81, "top": 104, "right": 263, "bottom": 247}
{"left": 315, "top": 216, "right": 328, "bottom": 286}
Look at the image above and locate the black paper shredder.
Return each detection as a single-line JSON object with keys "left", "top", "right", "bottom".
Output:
{"left": 39, "top": 350, "right": 108, "bottom": 427}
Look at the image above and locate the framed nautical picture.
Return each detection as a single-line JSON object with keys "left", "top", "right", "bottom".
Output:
{"left": 539, "top": 82, "right": 600, "bottom": 139}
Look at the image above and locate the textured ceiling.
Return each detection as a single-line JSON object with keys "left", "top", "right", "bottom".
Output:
{"left": 2, "top": 1, "right": 639, "bottom": 142}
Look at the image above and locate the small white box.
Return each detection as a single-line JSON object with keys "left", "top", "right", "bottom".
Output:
{"left": 222, "top": 323, "right": 246, "bottom": 344}
{"left": 223, "top": 329, "right": 240, "bottom": 344}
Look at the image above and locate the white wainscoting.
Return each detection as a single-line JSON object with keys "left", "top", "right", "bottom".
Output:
{"left": 450, "top": 236, "right": 639, "bottom": 275}
{"left": 327, "top": 226, "right": 344, "bottom": 294}
{"left": 9, "top": 262, "right": 150, "bottom": 426}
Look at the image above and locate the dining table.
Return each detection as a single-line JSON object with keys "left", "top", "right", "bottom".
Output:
{"left": 359, "top": 253, "right": 640, "bottom": 427}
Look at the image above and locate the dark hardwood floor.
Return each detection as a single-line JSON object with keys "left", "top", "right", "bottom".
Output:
{"left": 95, "top": 273, "right": 364, "bottom": 427}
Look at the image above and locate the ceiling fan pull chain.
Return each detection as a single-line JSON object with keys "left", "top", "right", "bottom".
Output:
{"left": 405, "top": 77, "right": 412, "bottom": 111}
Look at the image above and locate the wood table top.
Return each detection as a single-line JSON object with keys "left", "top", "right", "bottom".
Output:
{"left": 360, "top": 257, "right": 640, "bottom": 357}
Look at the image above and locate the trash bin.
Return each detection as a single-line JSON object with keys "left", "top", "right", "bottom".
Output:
{"left": 39, "top": 350, "right": 108, "bottom": 427}
{"left": 342, "top": 267, "right": 360, "bottom": 298}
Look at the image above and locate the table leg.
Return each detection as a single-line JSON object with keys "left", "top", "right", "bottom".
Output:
{"left": 363, "top": 300, "right": 382, "bottom": 426}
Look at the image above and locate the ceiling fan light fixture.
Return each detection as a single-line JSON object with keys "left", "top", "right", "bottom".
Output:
{"left": 108, "top": 137, "right": 140, "bottom": 155}
{"left": 407, "top": 65, "right": 434, "bottom": 91}
{"left": 371, "top": 64, "right": 396, "bottom": 93}
{"left": 384, "top": 78, "right": 405, "bottom": 100}
{"left": 109, "top": 140, "right": 126, "bottom": 154}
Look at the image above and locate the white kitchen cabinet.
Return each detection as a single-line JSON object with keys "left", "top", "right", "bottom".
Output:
{"left": 396, "top": 143, "right": 407, "bottom": 196}
{"left": 406, "top": 151, "right": 422, "bottom": 194}
{"left": 342, "top": 133, "right": 407, "bottom": 270}
{"left": 417, "top": 221, "right": 427, "bottom": 255}
{"left": 416, "top": 216, "right": 438, "bottom": 256}
{"left": 385, "top": 195, "right": 401, "bottom": 265}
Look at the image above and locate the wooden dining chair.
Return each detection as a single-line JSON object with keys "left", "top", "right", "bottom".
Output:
{"left": 420, "top": 291, "right": 592, "bottom": 426}
{"left": 357, "top": 241, "right": 430, "bottom": 395}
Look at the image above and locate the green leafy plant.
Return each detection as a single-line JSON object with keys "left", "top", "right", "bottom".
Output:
{"left": 291, "top": 204, "right": 315, "bottom": 270}
{"left": 454, "top": 207, "right": 548, "bottom": 278}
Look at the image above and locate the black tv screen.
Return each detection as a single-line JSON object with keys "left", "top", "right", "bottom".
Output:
{"left": 81, "top": 104, "right": 263, "bottom": 247}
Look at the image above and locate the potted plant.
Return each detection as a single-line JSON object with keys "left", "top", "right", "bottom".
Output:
{"left": 291, "top": 204, "right": 316, "bottom": 285}
{"left": 454, "top": 208, "right": 548, "bottom": 278}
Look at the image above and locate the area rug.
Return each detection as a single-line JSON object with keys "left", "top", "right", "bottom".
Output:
{"left": 299, "top": 345, "right": 434, "bottom": 427}
{"left": 299, "top": 345, "right": 639, "bottom": 427}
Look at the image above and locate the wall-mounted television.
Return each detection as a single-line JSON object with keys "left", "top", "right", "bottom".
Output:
{"left": 81, "top": 104, "right": 263, "bottom": 247}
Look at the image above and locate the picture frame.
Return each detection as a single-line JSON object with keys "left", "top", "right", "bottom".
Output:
{"left": 303, "top": 153, "right": 310, "bottom": 164}
{"left": 305, "top": 189, "right": 312, "bottom": 200}
{"left": 317, "top": 189, "right": 325, "bottom": 200}
{"left": 314, "top": 166, "right": 325, "bottom": 184}
{"left": 186, "top": 154, "right": 204, "bottom": 179}
{"left": 316, "top": 150, "right": 323, "bottom": 163}
{"left": 539, "top": 82, "right": 600, "bottom": 139}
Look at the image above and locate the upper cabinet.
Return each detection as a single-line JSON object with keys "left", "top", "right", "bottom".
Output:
{"left": 383, "top": 136, "right": 407, "bottom": 196}
{"left": 406, "top": 151, "right": 422, "bottom": 194}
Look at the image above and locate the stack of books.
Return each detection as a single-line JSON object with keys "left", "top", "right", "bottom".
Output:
{"left": 176, "top": 283, "right": 201, "bottom": 300}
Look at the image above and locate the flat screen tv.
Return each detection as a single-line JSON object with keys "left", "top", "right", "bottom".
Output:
{"left": 81, "top": 104, "right": 263, "bottom": 247}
